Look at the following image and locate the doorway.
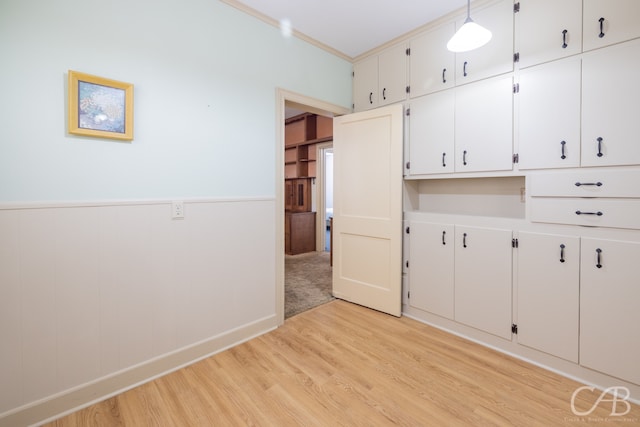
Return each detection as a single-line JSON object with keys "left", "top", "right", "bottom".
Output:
{"left": 276, "top": 89, "right": 350, "bottom": 325}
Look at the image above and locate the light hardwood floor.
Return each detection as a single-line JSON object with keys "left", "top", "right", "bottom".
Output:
{"left": 44, "top": 300, "right": 639, "bottom": 426}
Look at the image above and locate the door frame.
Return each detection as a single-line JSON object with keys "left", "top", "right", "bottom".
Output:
{"left": 275, "top": 88, "right": 350, "bottom": 326}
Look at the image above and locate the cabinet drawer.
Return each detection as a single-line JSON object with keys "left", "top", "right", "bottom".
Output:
{"left": 529, "top": 170, "right": 640, "bottom": 197}
{"left": 530, "top": 198, "right": 640, "bottom": 230}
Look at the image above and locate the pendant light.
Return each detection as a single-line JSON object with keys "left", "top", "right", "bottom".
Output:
{"left": 447, "top": 0, "right": 492, "bottom": 53}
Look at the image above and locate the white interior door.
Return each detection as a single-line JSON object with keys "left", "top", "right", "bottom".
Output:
{"left": 332, "top": 104, "right": 403, "bottom": 317}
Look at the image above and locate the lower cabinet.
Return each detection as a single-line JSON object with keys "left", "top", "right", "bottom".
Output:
{"left": 580, "top": 238, "right": 640, "bottom": 386}
{"left": 408, "top": 221, "right": 455, "bottom": 319}
{"left": 516, "top": 232, "right": 580, "bottom": 362}
{"left": 409, "top": 221, "right": 512, "bottom": 339}
{"left": 454, "top": 225, "right": 513, "bottom": 340}
{"left": 285, "top": 212, "right": 316, "bottom": 255}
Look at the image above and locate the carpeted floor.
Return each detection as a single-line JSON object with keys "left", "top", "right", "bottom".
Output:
{"left": 285, "top": 251, "right": 335, "bottom": 318}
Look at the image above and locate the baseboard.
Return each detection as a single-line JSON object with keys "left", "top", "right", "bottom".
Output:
{"left": 0, "top": 315, "right": 278, "bottom": 427}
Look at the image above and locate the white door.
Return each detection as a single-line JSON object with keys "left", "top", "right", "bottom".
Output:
{"left": 332, "top": 104, "right": 404, "bottom": 317}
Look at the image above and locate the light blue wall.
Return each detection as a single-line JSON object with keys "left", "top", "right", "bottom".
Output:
{"left": 0, "top": 0, "right": 352, "bottom": 202}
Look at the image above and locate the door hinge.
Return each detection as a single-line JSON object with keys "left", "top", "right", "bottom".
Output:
{"left": 406, "top": 48, "right": 411, "bottom": 56}
{"left": 408, "top": 291, "right": 411, "bottom": 299}
{"left": 406, "top": 226, "right": 410, "bottom": 234}
{"left": 512, "top": 324, "right": 518, "bottom": 334}
{"left": 514, "top": 52, "right": 520, "bottom": 63}
{"left": 406, "top": 161, "right": 411, "bottom": 170}
{"left": 352, "top": 71, "right": 355, "bottom": 78}
{"left": 406, "top": 85, "right": 411, "bottom": 94}
{"left": 406, "top": 260, "right": 409, "bottom": 268}
{"left": 514, "top": 2, "right": 520, "bottom": 13}
{"left": 406, "top": 108, "right": 411, "bottom": 116}
{"left": 513, "top": 83, "right": 520, "bottom": 93}
{"left": 513, "top": 153, "right": 519, "bottom": 164}
{"left": 512, "top": 238, "right": 519, "bottom": 248}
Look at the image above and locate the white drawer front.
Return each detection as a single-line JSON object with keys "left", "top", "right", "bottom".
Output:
{"left": 530, "top": 198, "right": 640, "bottom": 230}
{"left": 529, "top": 170, "right": 640, "bottom": 197}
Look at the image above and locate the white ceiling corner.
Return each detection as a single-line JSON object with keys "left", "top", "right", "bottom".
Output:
{"left": 226, "top": 0, "right": 468, "bottom": 59}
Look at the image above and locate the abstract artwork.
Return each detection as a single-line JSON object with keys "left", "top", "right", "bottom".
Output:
{"left": 68, "top": 70, "right": 134, "bottom": 140}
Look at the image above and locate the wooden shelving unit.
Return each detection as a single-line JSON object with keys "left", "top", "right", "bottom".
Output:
{"left": 284, "top": 113, "right": 333, "bottom": 254}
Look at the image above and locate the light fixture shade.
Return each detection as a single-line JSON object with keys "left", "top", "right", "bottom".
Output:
{"left": 447, "top": 18, "right": 492, "bottom": 53}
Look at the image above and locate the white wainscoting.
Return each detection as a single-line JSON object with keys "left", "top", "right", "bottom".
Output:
{"left": 0, "top": 198, "right": 277, "bottom": 425}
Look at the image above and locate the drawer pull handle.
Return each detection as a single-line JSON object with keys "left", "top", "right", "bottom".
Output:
{"left": 596, "top": 248, "right": 602, "bottom": 268}
{"left": 369, "top": 92, "right": 373, "bottom": 104}
{"left": 597, "top": 137, "right": 604, "bottom": 157}
{"left": 598, "top": 17, "right": 605, "bottom": 38}
{"left": 574, "top": 182, "right": 603, "bottom": 187}
{"left": 442, "top": 68, "right": 447, "bottom": 83}
{"left": 562, "top": 30, "right": 568, "bottom": 48}
{"left": 575, "top": 210, "right": 603, "bottom": 216}
{"left": 442, "top": 230, "right": 446, "bottom": 245}
{"left": 463, "top": 61, "right": 468, "bottom": 77}
{"left": 560, "top": 140, "right": 566, "bottom": 159}
{"left": 463, "top": 232, "right": 467, "bottom": 248}
{"left": 560, "top": 244, "right": 566, "bottom": 263}
{"left": 463, "top": 150, "right": 468, "bottom": 166}
{"left": 382, "top": 87, "right": 387, "bottom": 100}
{"left": 442, "top": 152, "right": 446, "bottom": 167}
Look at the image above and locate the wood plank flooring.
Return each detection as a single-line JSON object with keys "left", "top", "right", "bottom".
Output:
{"left": 44, "top": 300, "right": 639, "bottom": 426}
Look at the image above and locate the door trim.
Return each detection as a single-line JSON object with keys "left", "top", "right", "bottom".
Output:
{"left": 275, "top": 88, "right": 350, "bottom": 326}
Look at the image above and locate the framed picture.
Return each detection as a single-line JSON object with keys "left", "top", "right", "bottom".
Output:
{"left": 68, "top": 70, "right": 134, "bottom": 140}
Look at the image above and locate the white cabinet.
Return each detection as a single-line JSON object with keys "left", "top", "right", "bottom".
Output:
{"left": 516, "top": 0, "right": 582, "bottom": 69}
{"left": 580, "top": 238, "right": 640, "bottom": 385}
{"left": 517, "top": 57, "right": 581, "bottom": 170}
{"left": 582, "top": 39, "right": 640, "bottom": 167}
{"left": 455, "top": 0, "right": 514, "bottom": 85}
{"left": 454, "top": 225, "right": 513, "bottom": 339}
{"left": 407, "top": 90, "right": 455, "bottom": 175}
{"left": 516, "top": 232, "right": 579, "bottom": 362}
{"left": 408, "top": 221, "right": 454, "bottom": 319}
{"left": 455, "top": 75, "right": 514, "bottom": 173}
{"left": 353, "top": 44, "right": 407, "bottom": 112}
{"left": 583, "top": 0, "right": 640, "bottom": 52}
{"left": 409, "top": 23, "right": 456, "bottom": 97}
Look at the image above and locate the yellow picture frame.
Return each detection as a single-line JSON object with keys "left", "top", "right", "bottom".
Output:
{"left": 68, "top": 70, "right": 134, "bottom": 141}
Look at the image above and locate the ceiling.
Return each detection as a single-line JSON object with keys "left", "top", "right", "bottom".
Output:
{"left": 225, "top": 0, "right": 468, "bottom": 59}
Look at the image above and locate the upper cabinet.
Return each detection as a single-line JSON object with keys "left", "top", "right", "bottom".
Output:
{"left": 353, "top": 44, "right": 408, "bottom": 112}
{"left": 455, "top": 0, "right": 515, "bottom": 85}
{"left": 517, "top": 57, "right": 582, "bottom": 170}
{"left": 581, "top": 38, "right": 640, "bottom": 167}
{"left": 516, "top": 0, "right": 582, "bottom": 69}
{"left": 409, "top": 23, "right": 456, "bottom": 97}
{"left": 583, "top": 0, "right": 640, "bottom": 52}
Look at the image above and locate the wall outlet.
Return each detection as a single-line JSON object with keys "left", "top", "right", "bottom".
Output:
{"left": 172, "top": 201, "right": 184, "bottom": 219}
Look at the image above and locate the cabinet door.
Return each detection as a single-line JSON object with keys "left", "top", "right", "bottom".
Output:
{"left": 454, "top": 226, "right": 512, "bottom": 339}
{"left": 583, "top": 0, "right": 640, "bottom": 52}
{"left": 517, "top": 232, "right": 579, "bottom": 362}
{"left": 580, "top": 238, "right": 640, "bottom": 385}
{"left": 455, "top": 75, "right": 513, "bottom": 173}
{"left": 517, "top": 0, "right": 582, "bottom": 69}
{"left": 518, "top": 57, "right": 581, "bottom": 170}
{"left": 353, "top": 55, "right": 378, "bottom": 112}
{"left": 410, "top": 23, "right": 456, "bottom": 97}
{"left": 455, "top": 0, "right": 514, "bottom": 85}
{"left": 408, "top": 90, "right": 455, "bottom": 175}
{"left": 408, "top": 221, "right": 455, "bottom": 319}
{"left": 582, "top": 39, "right": 640, "bottom": 167}
{"left": 378, "top": 44, "right": 408, "bottom": 106}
